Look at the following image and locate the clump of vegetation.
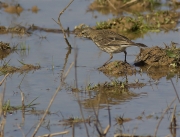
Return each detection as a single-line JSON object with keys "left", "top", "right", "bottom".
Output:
{"left": 135, "top": 42, "right": 180, "bottom": 80}
{"left": 0, "top": 41, "right": 11, "bottom": 51}
{"left": 86, "top": 79, "right": 145, "bottom": 93}
{"left": 88, "top": 0, "right": 161, "bottom": 15}
{"left": 165, "top": 42, "right": 180, "bottom": 67}
{"left": 59, "top": 116, "right": 91, "bottom": 126}
{"left": 94, "top": 10, "right": 180, "bottom": 39}
{"left": 2, "top": 98, "right": 38, "bottom": 114}
{"left": 75, "top": 9, "right": 180, "bottom": 39}
{"left": 115, "top": 115, "right": 133, "bottom": 125}
{"left": 135, "top": 42, "right": 180, "bottom": 67}
{"left": 0, "top": 61, "right": 40, "bottom": 75}
{"left": 86, "top": 79, "right": 128, "bottom": 92}
{"left": 0, "top": 25, "right": 31, "bottom": 35}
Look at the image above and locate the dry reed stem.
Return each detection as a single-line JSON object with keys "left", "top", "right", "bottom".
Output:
{"left": 120, "top": 0, "right": 138, "bottom": 8}
{"left": 53, "top": 0, "right": 74, "bottom": 49}
{"left": 170, "top": 79, "right": 180, "bottom": 103}
{"left": 0, "top": 79, "right": 7, "bottom": 136}
{"left": 17, "top": 124, "right": 25, "bottom": 137}
{"left": 37, "top": 130, "right": 69, "bottom": 137}
{"left": 74, "top": 46, "right": 90, "bottom": 137}
{"left": 107, "top": 0, "right": 116, "bottom": 10}
{"left": 20, "top": 89, "right": 25, "bottom": 124}
{"left": 170, "top": 104, "right": 176, "bottom": 128}
{"left": 18, "top": 73, "right": 27, "bottom": 87}
{"left": 103, "top": 104, "right": 111, "bottom": 135}
{"left": 61, "top": 48, "right": 71, "bottom": 82}
{"left": 92, "top": 94, "right": 103, "bottom": 133}
{"left": 0, "top": 73, "right": 9, "bottom": 86}
{"left": 170, "top": 104, "right": 177, "bottom": 136}
{"left": 93, "top": 93, "right": 111, "bottom": 136}
{"left": 154, "top": 97, "right": 176, "bottom": 137}
{"left": 32, "top": 62, "right": 74, "bottom": 137}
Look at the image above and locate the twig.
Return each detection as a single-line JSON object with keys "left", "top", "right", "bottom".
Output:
{"left": 107, "top": 0, "right": 116, "bottom": 10}
{"left": 17, "top": 124, "right": 25, "bottom": 137}
{"left": 53, "top": 0, "right": 74, "bottom": 48}
{"left": 103, "top": 103, "right": 111, "bottom": 135}
{"left": 20, "top": 88, "right": 25, "bottom": 124}
{"left": 32, "top": 62, "right": 74, "bottom": 137}
{"left": 92, "top": 94, "right": 103, "bottom": 133}
{"left": 74, "top": 46, "right": 90, "bottom": 137}
{"left": 154, "top": 97, "right": 176, "bottom": 137}
{"left": 0, "top": 80, "right": 7, "bottom": 136}
{"left": 170, "top": 79, "right": 180, "bottom": 103}
{"left": 63, "top": 62, "right": 74, "bottom": 80}
{"left": 38, "top": 130, "right": 69, "bottom": 137}
{"left": 18, "top": 73, "right": 26, "bottom": 87}
{"left": 0, "top": 79, "right": 7, "bottom": 116}
{"left": 94, "top": 93, "right": 111, "bottom": 136}
{"left": 170, "top": 104, "right": 177, "bottom": 128}
{"left": 120, "top": 0, "right": 138, "bottom": 8}
{"left": 61, "top": 48, "right": 71, "bottom": 82}
{"left": 0, "top": 73, "right": 9, "bottom": 86}
{"left": 170, "top": 104, "right": 177, "bottom": 137}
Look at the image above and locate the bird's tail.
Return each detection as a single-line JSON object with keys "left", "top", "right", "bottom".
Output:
{"left": 135, "top": 43, "right": 147, "bottom": 48}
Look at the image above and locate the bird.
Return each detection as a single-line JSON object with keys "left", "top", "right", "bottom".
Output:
{"left": 79, "top": 27, "right": 147, "bottom": 66}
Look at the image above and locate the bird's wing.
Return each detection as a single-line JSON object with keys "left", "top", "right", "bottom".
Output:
{"left": 92, "top": 31, "right": 134, "bottom": 47}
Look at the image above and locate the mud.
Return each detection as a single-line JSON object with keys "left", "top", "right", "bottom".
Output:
{"left": 135, "top": 44, "right": 180, "bottom": 66}
{"left": 88, "top": 0, "right": 160, "bottom": 15}
{"left": 0, "top": 64, "right": 40, "bottom": 74}
{"left": 0, "top": 41, "right": 11, "bottom": 51}
{"left": 98, "top": 61, "right": 137, "bottom": 77}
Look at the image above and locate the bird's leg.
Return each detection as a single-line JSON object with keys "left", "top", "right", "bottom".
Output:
{"left": 103, "top": 53, "right": 113, "bottom": 66}
{"left": 124, "top": 51, "right": 127, "bottom": 62}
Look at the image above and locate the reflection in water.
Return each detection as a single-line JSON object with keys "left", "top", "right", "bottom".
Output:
{"left": 60, "top": 47, "right": 71, "bottom": 82}
{"left": 139, "top": 65, "right": 180, "bottom": 80}
{"left": 4, "top": 4, "right": 23, "bottom": 16}
{"left": 82, "top": 80, "right": 146, "bottom": 109}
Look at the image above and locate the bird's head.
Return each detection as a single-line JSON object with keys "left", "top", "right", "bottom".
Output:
{"left": 80, "top": 27, "right": 93, "bottom": 38}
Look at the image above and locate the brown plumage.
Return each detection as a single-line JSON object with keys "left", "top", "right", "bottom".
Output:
{"left": 80, "top": 27, "right": 147, "bottom": 66}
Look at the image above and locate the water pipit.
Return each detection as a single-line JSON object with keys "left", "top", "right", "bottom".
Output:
{"left": 79, "top": 27, "right": 147, "bottom": 66}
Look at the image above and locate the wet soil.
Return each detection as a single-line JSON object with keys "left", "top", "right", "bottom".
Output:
{"left": 98, "top": 61, "right": 137, "bottom": 77}
{"left": 0, "top": 64, "right": 40, "bottom": 74}
{"left": 135, "top": 44, "right": 180, "bottom": 66}
{"left": 88, "top": 0, "right": 161, "bottom": 15}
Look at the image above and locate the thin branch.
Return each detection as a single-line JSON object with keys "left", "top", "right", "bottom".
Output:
{"left": 17, "top": 124, "right": 25, "bottom": 137}
{"left": 38, "top": 130, "right": 69, "bottom": 137}
{"left": 20, "top": 88, "right": 25, "bottom": 124}
{"left": 53, "top": 0, "right": 74, "bottom": 48}
{"left": 18, "top": 73, "right": 27, "bottom": 87}
{"left": 0, "top": 80, "right": 7, "bottom": 137}
{"left": 0, "top": 73, "right": 9, "bottom": 86}
{"left": 74, "top": 46, "right": 90, "bottom": 137}
{"left": 154, "top": 97, "right": 176, "bottom": 137}
{"left": 170, "top": 104, "right": 177, "bottom": 129}
{"left": 107, "top": 0, "right": 116, "bottom": 10}
{"left": 32, "top": 62, "right": 74, "bottom": 137}
{"left": 120, "top": 0, "right": 138, "bottom": 8}
{"left": 61, "top": 48, "right": 71, "bottom": 82}
{"left": 92, "top": 94, "right": 103, "bottom": 133}
{"left": 170, "top": 79, "right": 180, "bottom": 103}
{"left": 103, "top": 103, "right": 111, "bottom": 135}
{"left": 63, "top": 62, "right": 74, "bottom": 80}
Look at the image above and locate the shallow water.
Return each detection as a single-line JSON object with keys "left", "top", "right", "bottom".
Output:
{"left": 0, "top": 0, "right": 180, "bottom": 137}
